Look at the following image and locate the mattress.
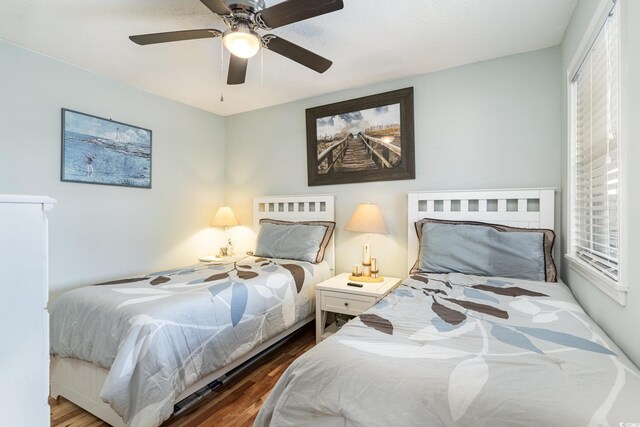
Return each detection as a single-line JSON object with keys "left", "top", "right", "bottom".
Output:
{"left": 256, "top": 272, "right": 640, "bottom": 426}
{"left": 50, "top": 255, "right": 331, "bottom": 427}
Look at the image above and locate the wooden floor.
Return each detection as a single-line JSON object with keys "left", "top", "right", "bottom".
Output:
{"left": 50, "top": 325, "right": 315, "bottom": 427}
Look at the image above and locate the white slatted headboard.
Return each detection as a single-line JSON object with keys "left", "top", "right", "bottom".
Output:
{"left": 407, "top": 188, "right": 555, "bottom": 273}
{"left": 253, "top": 195, "right": 336, "bottom": 272}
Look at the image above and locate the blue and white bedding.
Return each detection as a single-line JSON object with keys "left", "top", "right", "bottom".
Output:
{"left": 256, "top": 273, "right": 640, "bottom": 426}
{"left": 50, "top": 256, "right": 331, "bottom": 427}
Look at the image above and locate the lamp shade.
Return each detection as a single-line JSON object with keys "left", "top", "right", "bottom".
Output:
{"left": 345, "top": 203, "right": 388, "bottom": 234}
{"left": 211, "top": 207, "right": 240, "bottom": 227}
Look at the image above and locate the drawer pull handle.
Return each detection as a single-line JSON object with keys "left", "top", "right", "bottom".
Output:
{"left": 344, "top": 302, "right": 349, "bottom": 307}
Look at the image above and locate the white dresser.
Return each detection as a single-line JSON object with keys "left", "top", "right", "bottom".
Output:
{"left": 0, "top": 195, "right": 56, "bottom": 426}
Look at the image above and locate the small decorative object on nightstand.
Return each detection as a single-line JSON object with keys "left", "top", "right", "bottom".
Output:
{"left": 210, "top": 206, "right": 240, "bottom": 256}
{"left": 345, "top": 203, "right": 388, "bottom": 282}
{"left": 352, "top": 264, "right": 361, "bottom": 277}
{"left": 315, "top": 273, "right": 401, "bottom": 343}
{"left": 371, "top": 257, "right": 379, "bottom": 278}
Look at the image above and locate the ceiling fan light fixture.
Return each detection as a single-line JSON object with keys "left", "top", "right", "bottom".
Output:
{"left": 223, "top": 26, "right": 261, "bottom": 59}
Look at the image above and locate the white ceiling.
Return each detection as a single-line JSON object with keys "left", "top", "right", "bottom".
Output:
{"left": 0, "top": 0, "right": 577, "bottom": 116}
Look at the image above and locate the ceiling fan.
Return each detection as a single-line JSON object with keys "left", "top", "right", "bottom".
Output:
{"left": 129, "top": 0, "right": 344, "bottom": 85}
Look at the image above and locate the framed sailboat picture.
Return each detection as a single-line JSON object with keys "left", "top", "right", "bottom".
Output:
{"left": 61, "top": 109, "right": 152, "bottom": 188}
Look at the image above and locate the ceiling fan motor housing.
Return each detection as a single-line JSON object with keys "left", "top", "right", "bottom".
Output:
{"left": 223, "top": 0, "right": 265, "bottom": 15}
{"left": 222, "top": 0, "right": 266, "bottom": 32}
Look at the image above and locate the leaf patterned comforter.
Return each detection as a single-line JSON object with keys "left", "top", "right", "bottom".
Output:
{"left": 256, "top": 273, "right": 640, "bottom": 426}
{"left": 50, "top": 256, "right": 331, "bottom": 427}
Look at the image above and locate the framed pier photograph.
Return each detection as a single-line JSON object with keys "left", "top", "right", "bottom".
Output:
{"left": 61, "top": 109, "right": 152, "bottom": 188}
{"left": 306, "top": 87, "right": 415, "bottom": 186}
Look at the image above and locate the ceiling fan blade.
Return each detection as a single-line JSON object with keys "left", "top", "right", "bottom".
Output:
{"left": 200, "top": 0, "right": 232, "bottom": 15}
{"left": 227, "top": 54, "right": 248, "bottom": 85}
{"left": 130, "top": 29, "right": 222, "bottom": 45}
{"left": 256, "top": 0, "right": 343, "bottom": 30}
{"left": 262, "top": 35, "right": 332, "bottom": 73}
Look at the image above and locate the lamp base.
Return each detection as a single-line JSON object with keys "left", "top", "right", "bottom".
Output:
{"left": 349, "top": 275, "right": 384, "bottom": 283}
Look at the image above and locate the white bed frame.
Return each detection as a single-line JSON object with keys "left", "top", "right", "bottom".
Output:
{"left": 408, "top": 188, "right": 555, "bottom": 273}
{"left": 51, "top": 194, "right": 335, "bottom": 427}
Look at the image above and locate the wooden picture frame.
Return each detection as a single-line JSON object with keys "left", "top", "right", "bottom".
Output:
{"left": 306, "top": 87, "right": 415, "bottom": 186}
{"left": 61, "top": 109, "right": 152, "bottom": 189}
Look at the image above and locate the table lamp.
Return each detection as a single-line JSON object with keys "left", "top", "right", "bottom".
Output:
{"left": 211, "top": 206, "right": 240, "bottom": 256}
{"left": 345, "top": 203, "right": 388, "bottom": 282}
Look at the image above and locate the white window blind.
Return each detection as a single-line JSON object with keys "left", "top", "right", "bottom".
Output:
{"left": 571, "top": 2, "right": 620, "bottom": 282}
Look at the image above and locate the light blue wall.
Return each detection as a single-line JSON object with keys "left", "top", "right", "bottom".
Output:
{"left": 561, "top": 0, "right": 640, "bottom": 366}
{"left": 3, "top": 4, "right": 637, "bottom": 368}
{"left": 0, "top": 40, "right": 227, "bottom": 300}
{"left": 225, "top": 47, "right": 562, "bottom": 281}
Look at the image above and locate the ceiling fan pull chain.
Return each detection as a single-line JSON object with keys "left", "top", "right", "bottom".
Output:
{"left": 260, "top": 48, "right": 264, "bottom": 104}
{"left": 220, "top": 40, "right": 224, "bottom": 102}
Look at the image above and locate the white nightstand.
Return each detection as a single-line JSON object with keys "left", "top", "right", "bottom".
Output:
{"left": 198, "top": 255, "right": 244, "bottom": 262}
{"left": 199, "top": 255, "right": 222, "bottom": 262}
{"left": 315, "top": 273, "right": 401, "bottom": 343}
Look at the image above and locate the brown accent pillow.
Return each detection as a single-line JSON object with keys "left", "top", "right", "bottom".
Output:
{"left": 258, "top": 219, "right": 335, "bottom": 263}
{"left": 412, "top": 218, "right": 557, "bottom": 282}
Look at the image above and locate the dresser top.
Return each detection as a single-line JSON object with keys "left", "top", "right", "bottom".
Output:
{"left": 0, "top": 195, "right": 57, "bottom": 205}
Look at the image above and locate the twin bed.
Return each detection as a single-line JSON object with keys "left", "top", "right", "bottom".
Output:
{"left": 50, "top": 195, "right": 336, "bottom": 426}
{"left": 255, "top": 189, "right": 640, "bottom": 426}
{"left": 50, "top": 190, "right": 640, "bottom": 427}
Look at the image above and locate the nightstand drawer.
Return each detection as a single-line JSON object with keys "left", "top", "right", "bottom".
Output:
{"left": 321, "top": 291, "right": 377, "bottom": 316}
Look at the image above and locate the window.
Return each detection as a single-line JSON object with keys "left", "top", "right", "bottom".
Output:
{"left": 568, "top": 0, "right": 626, "bottom": 304}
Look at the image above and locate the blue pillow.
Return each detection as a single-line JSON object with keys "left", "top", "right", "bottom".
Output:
{"left": 255, "top": 220, "right": 335, "bottom": 263}
{"left": 418, "top": 222, "right": 547, "bottom": 281}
